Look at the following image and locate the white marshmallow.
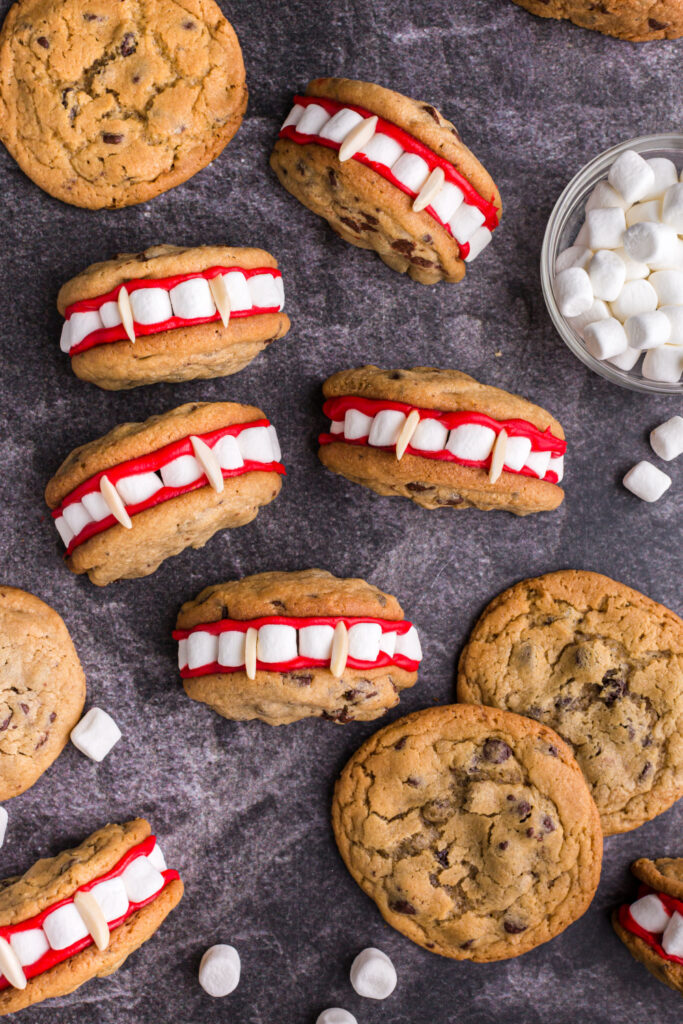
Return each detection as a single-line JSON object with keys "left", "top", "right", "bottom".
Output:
{"left": 161, "top": 455, "right": 203, "bottom": 489}
{"left": 574, "top": 222, "right": 590, "bottom": 246}
{"left": 430, "top": 181, "right": 464, "bottom": 223}
{"left": 649, "top": 270, "right": 683, "bottom": 306}
{"left": 237, "top": 426, "right": 274, "bottom": 463}
{"left": 316, "top": 1012, "right": 357, "bottom": 1024}
{"left": 169, "top": 278, "right": 215, "bottom": 320}
{"left": 0, "top": 806, "right": 6, "bottom": 848}
{"left": 218, "top": 630, "right": 246, "bottom": 668}
{"left": 199, "top": 944, "right": 241, "bottom": 998}
{"left": 122, "top": 856, "right": 164, "bottom": 904}
{"left": 115, "top": 471, "right": 163, "bottom": 507}
{"left": 62, "top": 501, "right": 92, "bottom": 537}
{"left": 583, "top": 318, "right": 628, "bottom": 360}
{"left": 344, "top": 409, "right": 373, "bottom": 440}
{"left": 90, "top": 878, "right": 129, "bottom": 924}
{"left": 350, "top": 947, "right": 397, "bottom": 1000}
{"left": 585, "top": 207, "right": 626, "bottom": 250}
{"left": 609, "top": 347, "right": 641, "bottom": 371}
{"left": 379, "top": 631, "right": 397, "bottom": 657}
{"left": 450, "top": 203, "right": 486, "bottom": 245}
{"left": 623, "top": 460, "right": 672, "bottom": 501}
{"left": 650, "top": 415, "right": 683, "bottom": 461}
{"left": 99, "top": 300, "right": 122, "bottom": 328}
{"left": 525, "top": 450, "right": 551, "bottom": 478}
{"left": 70, "top": 707, "right": 121, "bottom": 763}
{"left": 662, "top": 183, "right": 683, "bottom": 232}
{"left": 59, "top": 320, "right": 72, "bottom": 352}
{"left": 411, "top": 418, "right": 449, "bottom": 452}
{"left": 464, "top": 226, "right": 493, "bottom": 262}
{"left": 588, "top": 250, "right": 626, "bottom": 301}
{"left": 266, "top": 425, "right": 282, "bottom": 462}
{"left": 630, "top": 894, "right": 672, "bottom": 934}
{"left": 222, "top": 271, "right": 252, "bottom": 312}
{"left": 295, "top": 103, "right": 329, "bottom": 136}
{"left": 81, "top": 490, "right": 110, "bottom": 522}
{"left": 43, "top": 903, "right": 89, "bottom": 950}
{"left": 69, "top": 310, "right": 103, "bottom": 347}
{"left": 642, "top": 157, "right": 679, "bottom": 200}
{"left": 147, "top": 843, "right": 167, "bottom": 872}
{"left": 585, "top": 180, "right": 628, "bottom": 211}
{"left": 662, "top": 912, "right": 683, "bottom": 959}
{"left": 368, "top": 409, "right": 406, "bottom": 448}
{"left": 548, "top": 455, "right": 564, "bottom": 482}
{"left": 613, "top": 247, "right": 649, "bottom": 281}
{"left": 649, "top": 238, "right": 683, "bottom": 271}
{"left": 623, "top": 222, "right": 679, "bottom": 264}
{"left": 661, "top": 305, "right": 683, "bottom": 345}
{"left": 257, "top": 624, "right": 297, "bottom": 664}
{"left": 187, "top": 631, "right": 219, "bottom": 670}
{"left": 395, "top": 625, "right": 422, "bottom": 661}
{"left": 177, "top": 637, "right": 188, "bottom": 669}
{"left": 298, "top": 625, "right": 334, "bottom": 660}
{"left": 555, "top": 245, "right": 592, "bottom": 273}
{"left": 54, "top": 517, "right": 74, "bottom": 548}
{"left": 608, "top": 149, "right": 655, "bottom": 204}
{"left": 282, "top": 103, "right": 304, "bottom": 129}
{"left": 129, "top": 287, "right": 172, "bottom": 325}
{"left": 348, "top": 622, "right": 382, "bottom": 662}
{"left": 625, "top": 200, "right": 661, "bottom": 228}
{"left": 248, "top": 274, "right": 281, "bottom": 309}
{"left": 610, "top": 279, "right": 658, "bottom": 321}
{"left": 361, "top": 132, "right": 404, "bottom": 168}
{"left": 447, "top": 423, "right": 496, "bottom": 461}
{"left": 213, "top": 435, "right": 245, "bottom": 471}
{"left": 503, "top": 436, "right": 532, "bottom": 471}
{"left": 10, "top": 929, "right": 48, "bottom": 967}
{"left": 554, "top": 267, "right": 594, "bottom": 317}
{"left": 624, "top": 310, "right": 671, "bottom": 350}
{"left": 642, "top": 344, "right": 683, "bottom": 382}
{"left": 391, "top": 153, "right": 430, "bottom": 192}
{"left": 567, "top": 298, "right": 610, "bottom": 339}
{"left": 319, "top": 108, "right": 363, "bottom": 144}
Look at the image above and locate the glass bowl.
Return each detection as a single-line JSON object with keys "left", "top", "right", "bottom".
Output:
{"left": 541, "top": 133, "right": 683, "bottom": 395}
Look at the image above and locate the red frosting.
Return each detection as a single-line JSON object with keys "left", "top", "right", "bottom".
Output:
{"left": 0, "top": 836, "right": 179, "bottom": 991}
{"left": 52, "top": 420, "right": 285, "bottom": 556}
{"left": 64, "top": 266, "right": 283, "bottom": 357}
{"left": 173, "top": 615, "right": 420, "bottom": 677}
{"left": 319, "top": 396, "right": 565, "bottom": 484}
{"left": 618, "top": 885, "right": 683, "bottom": 967}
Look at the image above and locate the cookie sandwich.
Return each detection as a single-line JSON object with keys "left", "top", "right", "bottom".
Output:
{"left": 0, "top": 0, "right": 247, "bottom": 208}
{"left": 511, "top": 0, "right": 683, "bottom": 41}
{"left": 0, "top": 819, "right": 182, "bottom": 1014}
{"left": 458, "top": 570, "right": 683, "bottom": 835}
{"left": 0, "top": 587, "right": 85, "bottom": 801}
{"left": 332, "top": 704, "right": 602, "bottom": 961}
{"left": 45, "top": 402, "right": 284, "bottom": 586}
{"left": 175, "top": 569, "right": 422, "bottom": 725}
{"left": 614, "top": 856, "right": 683, "bottom": 994}
{"left": 58, "top": 245, "right": 289, "bottom": 390}
{"left": 270, "top": 78, "right": 501, "bottom": 283}
{"left": 319, "top": 366, "right": 566, "bottom": 515}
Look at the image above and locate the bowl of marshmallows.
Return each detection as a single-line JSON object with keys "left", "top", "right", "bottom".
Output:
{"left": 541, "top": 133, "right": 683, "bottom": 393}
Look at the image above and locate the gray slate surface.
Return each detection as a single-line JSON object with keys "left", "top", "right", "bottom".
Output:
{"left": 0, "top": 0, "right": 682, "bottom": 1021}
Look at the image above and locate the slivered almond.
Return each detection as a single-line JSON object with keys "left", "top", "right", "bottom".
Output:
{"left": 488, "top": 429, "right": 508, "bottom": 484}
{"left": 395, "top": 410, "right": 421, "bottom": 461}
{"left": 208, "top": 275, "right": 231, "bottom": 327}
{"left": 0, "top": 937, "right": 27, "bottom": 990}
{"left": 100, "top": 476, "right": 132, "bottom": 529}
{"left": 413, "top": 167, "right": 445, "bottom": 212}
{"left": 245, "top": 627, "right": 258, "bottom": 680}
{"left": 117, "top": 286, "right": 135, "bottom": 343}
{"left": 338, "top": 115, "right": 378, "bottom": 162}
{"left": 330, "top": 621, "right": 349, "bottom": 678}
{"left": 74, "top": 891, "right": 110, "bottom": 952}
{"left": 190, "top": 436, "right": 224, "bottom": 493}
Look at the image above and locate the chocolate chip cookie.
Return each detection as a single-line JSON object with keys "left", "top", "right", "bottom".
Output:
{"left": 0, "top": 0, "right": 247, "bottom": 208}
{"left": 458, "top": 570, "right": 683, "bottom": 835}
{"left": 613, "top": 856, "right": 683, "bottom": 994}
{"left": 0, "top": 587, "right": 86, "bottom": 801}
{"left": 511, "top": 0, "right": 683, "bottom": 40}
{"left": 332, "top": 703, "right": 602, "bottom": 961}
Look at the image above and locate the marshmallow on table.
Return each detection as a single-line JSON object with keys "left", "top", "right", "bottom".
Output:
{"left": 588, "top": 250, "right": 626, "bottom": 301}
{"left": 629, "top": 894, "right": 671, "bottom": 933}
{"left": 662, "top": 183, "right": 683, "bottom": 232}
{"left": 316, "top": 1011, "right": 358, "bottom": 1024}
{"left": 0, "top": 806, "right": 6, "bottom": 848}
{"left": 610, "top": 279, "right": 658, "bottom": 321}
{"left": 70, "top": 708, "right": 121, "bottom": 763}
{"left": 662, "top": 912, "right": 683, "bottom": 959}
{"left": 624, "top": 311, "right": 671, "bottom": 350}
{"left": 585, "top": 207, "right": 626, "bottom": 250}
{"left": 623, "top": 461, "right": 672, "bottom": 502}
{"left": 583, "top": 318, "right": 627, "bottom": 360}
{"left": 642, "top": 344, "right": 683, "bottom": 382}
{"left": 608, "top": 149, "right": 655, "bottom": 204}
{"left": 198, "top": 944, "right": 241, "bottom": 997}
{"left": 554, "top": 267, "right": 594, "bottom": 317}
{"left": 650, "top": 416, "right": 683, "bottom": 461}
{"left": 350, "top": 947, "right": 397, "bottom": 999}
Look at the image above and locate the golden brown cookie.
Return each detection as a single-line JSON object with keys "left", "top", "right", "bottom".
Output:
{"left": 58, "top": 245, "right": 289, "bottom": 390}
{"left": 511, "top": 0, "right": 683, "bottom": 40}
{"left": 0, "top": 587, "right": 85, "bottom": 801}
{"left": 319, "top": 366, "right": 565, "bottom": 515}
{"left": 270, "top": 78, "right": 501, "bottom": 284}
{"left": 175, "top": 569, "right": 422, "bottom": 725}
{"left": 457, "top": 570, "right": 683, "bottom": 835}
{"left": 332, "top": 703, "right": 602, "bottom": 961}
{"left": 0, "top": 0, "right": 247, "bottom": 208}
{"left": 45, "top": 402, "right": 284, "bottom": 586}
{"left": 0, "top": 818, "right": 183, "bottom": 1014}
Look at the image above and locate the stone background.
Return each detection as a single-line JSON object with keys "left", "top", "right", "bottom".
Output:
{"left": 0, "top": 0, "right": 681, "bottom": 1021}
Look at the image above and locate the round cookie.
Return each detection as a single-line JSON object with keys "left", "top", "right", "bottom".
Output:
{"left": 271, "top": 78, "right": 501, "bottom": 284}
{"left": 511, "top": 0, "right": 683, "bottom": 41}
{"left": 457, "top": 570, "right": 683, "bottom": 835}
{"left": 332, "top": 703, "right": 602, "bottom": 961}
{"left": 0, "top": 0, "right": 247, "bottom": 208}
{"left": 58, "top": 245, "right": 290, "bottom": 390}
{"left": 319, "top": 366, "right": 565, "bottom": 515}
{"left": 176, "top": 569, "right": 422, "bottom": 725}
{"left": 0, "top": 587, "right": 85, "bottom": 801}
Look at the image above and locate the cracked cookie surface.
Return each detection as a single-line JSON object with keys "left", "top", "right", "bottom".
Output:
{"left": 511, "top": 0, "right": 683, "bottom": 40}
{"left": 0, "top": 0, "right": 247, "bottom": 208}
{"left": 457, "top": 570, "right": 683, "bottom": 835}
{"left": 332, "top": 703, "right": 602, "bottom": 961}
{"left": 0, "top": 586, "right": 86, "bottom": 801}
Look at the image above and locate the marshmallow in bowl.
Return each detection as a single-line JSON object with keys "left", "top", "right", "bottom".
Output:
{"left": 350, "top": 947, "right": 397, "bottom": 999}
{"left": 583, "top": 319, "right": 627, "bottom": 360}
{"left": 198, "top": 944, "right": 241, "bottom": 997}
{"left": 608, "top": 150, "right": 655, "bottom": 205}
{"left": 642, "top": 344, "right": 683, "bottom": 382}
{"left": 650, "top": 415, "right": 683, "bottom": 461}
{"left": 623, "top": 461, "right": 672, "bottom": 502}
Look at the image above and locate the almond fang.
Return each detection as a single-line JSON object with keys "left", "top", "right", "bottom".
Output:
{"left": 330, "top": 621, "right": 349, "bottom": 678}
{"left": 395, "top": 410, "right": 421, "bottom": 462}
{"left": 245, "top": 627, "right": 258, "bottom": 680}
{"left": 339, "top": 115, "right": 378, "bottom": 162}
{"left": 74, "top": 890, "right": 110, "bottom": 952}
{"left": 208, "top": 275, "right": 231, "bottom": 327}
{"left": 100, "top": 476, "right": 132, "bottom": 529}
{"left": 117, "top": 286, "right": 136, "bottom": 344}
{"left": 488, "top": 429, "right": 508, "bottom": 484}
{"left": 190, "top": 436, "right": 224, "bottom": 494}
{"left": 413, "top": 167, "right": 445, "bottom": 212}
{"left": 0, "top": 937, "right": 27, "bottom": 990}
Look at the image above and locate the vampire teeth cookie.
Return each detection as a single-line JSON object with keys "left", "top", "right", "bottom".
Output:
{"left": 511, "top": 0, "right": 683, "bottom": 41}
{"left": 57, "top": 245, "right": 289, "bottom": 390}
{"left": 45, "top": 402, "right": 284, "bottom": 586}
{"left": 319, "top": 366, "right": 565, "bottom": 515}
{"left": 457, "top": 570, "right": 683, "bottom": 835}
{"left": 614, "top": 856, "right": 683, "bottom": 994}
{"left": 0, "top": 0, "right": 247, "bottom": 209}
{"left": 270, "top": 78, "right": 501, "bottom": 284}
{"left": 0, "top": 587, "right": 85, "bottom": 801}
{"left": 175, "top": 569, "right": 422, "bottom": 725}
{"left": 0, "top": 819, "right": 182, "bottom": 1015}
{"left": 332, "top": 704, "right": 602, "bottom": 961}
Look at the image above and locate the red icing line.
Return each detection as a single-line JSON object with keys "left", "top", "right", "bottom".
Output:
{"left": 618, "top": 886, "right": 683, "bottom": 967}
{"left": 65, "top": 266, "right": 283, "bottom": 357}
{"left": 0, "top": 836, "right": 180, "bottom": 990}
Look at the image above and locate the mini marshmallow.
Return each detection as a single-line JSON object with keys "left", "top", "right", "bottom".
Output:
{"left": 650, "top": 415, "right": 683, "bottom": 461}
{"left": 585, "top": 180, "right": 628, "bottom": 211}
{"left": 391, "top": 152, "right": 430, "bottom": 192}
{"left": 237, "top": 426, "right": 273, "bottom": 463}
{"left": 625, "top": 200, "right": 661, "bottom": 227}
{"left": 348, "top": 622, "right": 382, "bottom": 662}
{"left": 361, "top": 132, "right": 404, "bottom": 168}
{"left": 147, "top": 842, "right": 167, "bottom": 872}
{"left": 62, "top": 501, "right": 92, "bottom": 537}
{"left": 122, "top": 856, "right": 164, "bottom": 904}
{"left": 464, "top": 226, "right": 493, "bottom": 262}
{"left": 624, "top": 310, "right": 671, "bottom": 350}
{"left": 588, "top": 250, "right": 626, "bottom": 301}
{"left": 379, "top": 631, "right": 396, "bottom": 657}
{"left": 43, "top": 903, "right": 89, "bottom": 950}
{"left": 81, "top": 490, "right": 110, "bottom": 522}
{"left": 10, "top": 929, "right": 49, "bottom": 967}
{"left": 585, "top": 207, "right": 626, "bottom": 250}
{"left": 608, "top": 149, "right": 655, "bottom": 204}
{"left": 129, "top": 287, "right": 173, "bottom": 325}
{"left": 642, "top": 157, "right": 679, "bottom": 200}
{"left": 609, "top": 347, "right": 641, "bottom": 371}
{"left": 583, "top": 318, "right": 628, "bottom": 360}
{"left": 217, "top": 630, "right": 246, "bottom": 668}
{"left": 344, "top": 409, "right": 373, "bottom": 440}
{"left": 449, "top": 203, "right": 486, "bottom": 245}
{"left": 90, "top": 877, "right": 129, "bottom": 923}
{"left": 661, "top": 305, "right": 683, "bottom": 345}
{"left": 350, "top": 947, "right": 397, "bottom": 1000}
{"left": 368, "top": 409, "right": 406, "bottom": 448}
{"left": 623, "top": 222, "right": 679, "bottom": 264}
{"left": 295, "top": 103, "right": 329, "bottom": 136}
{"left": 623, "top": 461, "right": 672, "bottom": 502}
{"left": 649, "top": 238, "right": 683, "bottom": 271}
{"left": 187, "top": 631, "right": 219, "bottom": 670}
{"left": 257, "top": 624, "right": 298, "bottom": 664}
{"left": 222, "top": 271, "right": 251, "bottom": 312}
{"left": 169, "top": 278, "right": 215, "bottom": 320}
{"left": 662, "top": 182, "right": 683, "bottom": 232}
{"left": 430, "top": 181, "right": 464, "bottom": 223}
{"left": 525, "top": 450, "right": 551, "bottom": 478}
{"left": 447, "top": 423, "right": 496, "bottom": 461}
{"left": 395, "top": 625, "right": 422, "bottom": 661}
{"left": 610, "top": 279, "right": 658, "bottom": 321}
{"left": 68, "top": 310, "right": 103, "bottom": 348}
{"left": 613, "top": 247, "right": 649, "bottom": 281}
{"left": 115, "top": 471, "right": 163, "bottom": 507}
{"left": 629, "top": 894, "right": 671, "bottom": 934}
{"left": 319, "top": 108, "right": 363, "bottom": 144}
{"left": 298, "top": 624, "right": 334, "bottom": 660}
{"left": 410, "top": 417, "right": 449, "bottom": 452}
{"left": 161, "top": 455, "right": 203, "bottom": 488}
{"left": 554, "top": 267, "right": 594, "bottom": 318}
{"left": 248, "top": 274, "right": 281, "bottom": 309}
{"left": 316, "top": 1011, "right": 357, "bottom": 1024}
{"left": 662, "top": 911, "right": 683, "bottom": 959}
{"left": 70, "top": 708, "right": 121, "bottom": 763}
{"left": 642, "top": 344, "right": 683, "bottom": 382}
{"left": 555, "top": 245, "right": 592, "bottom": 273}
{"left": 199, "top": 944, "right": 241, "bottom": 997}
{"left": 649, "top": 269, "right": 683, "bottom": 307}
{"left": 567, "top": 298, "right": 610, "bottom": 339}
{"left": 504, "top": 436, "right": 532, "bottom": 471}
{"left": 99, "top": 301, "right": 122, "bottom": 328}
{"left": 0, "top": 806, "right": 6, "bottom": 849}
{"left": 213, "top": 435, "right": 245, "bottom": 471}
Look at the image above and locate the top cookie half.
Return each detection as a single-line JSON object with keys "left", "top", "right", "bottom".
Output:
{"left": 0, "top": 0, "right": 247, "bottom": 208}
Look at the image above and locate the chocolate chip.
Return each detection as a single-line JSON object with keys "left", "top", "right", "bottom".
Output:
{"left": 339, "top": 216, "right": 362, "bottom": 233}
{"left": 102, "top": 133, "right": 124, "bottom": 144}
{"left": 389, "top": 899, "right": 416, "bottom": 915}
{"left": 440, "top": 495, "right": 463, "bottom": 506}
{"left": 547, "top": 745, "right": 559, "bottom": 757}
{"left": 421, "top": 103, "right": 440, "bottom": 122}
{"left": 506, "top": 794, "right": 515, "bottom": 802}
{"left": 35, "top": 733, "right": 48, "bottom": 749}
{"left": 83, "top": 12, "right": 97, "bottom": 20}
{"left": 286, "top": 673, "right": 313, "bottom": 687}
{"left": 526, "top": 827, "right": 535, "bottom": 838}
{"left": 36, "top": 36, "right": 49, "bottom": 48}
{"left": 600, "top": 670, "right": 628, "bottom": 707}
{"left": 482, "top": 738, "right": 512, "bottom": 763}
{"left": 49, "top": 712, "right": 57, "bottom": 722}
{"left": 327, "top": 168, "right": 338, "bottom": 188}
{"left": 434, "top": 848, "right": 449, "bottom": 868}
{"left": 517, "top": 801, "right": 532, "bottom": 821}
{"left": 391, "top": 239, "right": 415, "bottom": 255}
{"left": 498, "top": 841, "right": 509, "bottom": 850}
{"left": 648, "top": 17, "right": 668, "bottom": 28}
{"left": 503, "top": 919, "right": 527, "bottom": 934}
{"left": 405, "top": 776, "right": 421, "bottom": 788}
{"left": 182, "top": 19, "right": 196, "bottom": 28}
{"left": 20, "top": 703, "right": 29, "bottom": 715}
{"left": 542, "top": 815, "right": 555, "bottom": 833}
{"left": 132, "top": 75, "right": 140, "bottom": 83}
{"left": 120, "top": 32, "right": 136, "bottom": 56}
{"left": 0, "top": 715, "right": 10, "bottom": 731}
{"left": 394, "top": 736, "right": 407, "bottom": 750}
{"left": 410, "top": 256, "right": 433, "bottom": 268}
{"left": 406, "top": 482, "right": 430, "bottom": 493}
{"left": 362, "top": 213, "right": 379, "bottom": 226}
{"left": 638, "top": 761, "right": 652, "bottom": 781}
